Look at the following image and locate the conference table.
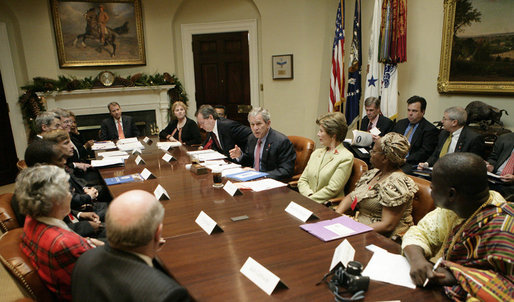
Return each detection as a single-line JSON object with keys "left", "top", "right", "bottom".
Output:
{"left": 97, "top": 138, "right": 448, "bottom": 301}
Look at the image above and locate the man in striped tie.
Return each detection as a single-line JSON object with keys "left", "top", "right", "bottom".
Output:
{"left": 418, "top": 106, "right": 483, "bottom": 170}
{"left": 403, "top": 152, "right": 513, "bottom": 301}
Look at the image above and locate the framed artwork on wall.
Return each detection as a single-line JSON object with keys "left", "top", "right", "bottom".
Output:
{"left": 50, "top": 0, "right": 146, "bottom": 67}
{"left": 272, "top": 54, "right": 293, "bottom": 80}
{"left": 438, "top": 0, "right": 514, "bottom": 94}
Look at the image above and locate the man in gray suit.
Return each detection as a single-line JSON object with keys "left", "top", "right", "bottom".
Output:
{"left": 72, "top": 190, "right": 190, "bottom": 302}
{"left": 99, "top": 102, "right": 139, "bottom": 140}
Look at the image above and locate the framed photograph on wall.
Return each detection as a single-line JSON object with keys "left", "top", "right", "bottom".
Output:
{"left": 272, "top": 54, "right": 293, "bottom": 80}
{"left": 50, "top": 0, "right": 146, "bottom": 67}
{"left": 438, "top": 0, "right": 514, "bottom": 94}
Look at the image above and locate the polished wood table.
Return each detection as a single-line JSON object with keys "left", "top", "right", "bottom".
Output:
{"left": 98, "top": 139, "right": 448, "bottom": 301}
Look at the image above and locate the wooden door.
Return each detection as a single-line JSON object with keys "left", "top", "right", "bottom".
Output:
{"left": 0, "top": 72, "right": 20, "bottom": 185}
{"left": 193, "top": 31, "right": 251, "bottom": 125}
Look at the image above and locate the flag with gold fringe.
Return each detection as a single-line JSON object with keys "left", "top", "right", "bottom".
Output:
{"left": 379, "top": 0, "right": 407, "bottom": 63}
{"left": 329, "top": 0, "right": 345, "bottom": 112}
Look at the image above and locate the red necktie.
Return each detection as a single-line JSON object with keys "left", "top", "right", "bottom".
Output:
{"left": 254, "top": 139, "right": 262, "bottom": 171}
{"left": 211, "top": 132, "right": 222, "bottom": 150}
{"left": 367, "top": 122, "right": 373, "bottom": 131}
{"left": 117, "top": 120, "right": 125, "bottom": 139}
{"left": 501, "top": 152, "right": 514, "bottom": 176}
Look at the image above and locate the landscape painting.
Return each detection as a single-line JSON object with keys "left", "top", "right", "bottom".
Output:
{"left": 438, "top": 0, "right": 514, "bottom": 94}
{"left": 51, "top": 0, "right": 146, "bottom": 67}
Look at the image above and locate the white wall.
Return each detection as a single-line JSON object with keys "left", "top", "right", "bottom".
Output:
{"left": 0, "top": 0, "right": 512, "bottom": 159}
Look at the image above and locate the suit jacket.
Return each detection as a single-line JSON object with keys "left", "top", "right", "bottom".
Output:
{"left": 298, "top": 144, "right": 354, "bottom": 203}
{"left": 99, "top": 115, "right": 139, "bottom": 140}
{"left": 487, "top": 132, "right": 514, "bottom": 173}
{"left": 240, "top": 128, "right": 296, "bottom": 180}
{"left": 360, "top": 115, "right": 394, "bottom": 136}
{"left": 392, "top": 118, "right": 439, "bottom": 165}
{"left": 427, "top": 126, "right": 484, "bottom": 166}
{"left": 203, "top": 118, "right": 252, "bottom": 159}
{"left": 159, "top": 117, "right": 202, "bottom": 145}
{"left": 72, "top": 244, "right": 190, "bottom": 302}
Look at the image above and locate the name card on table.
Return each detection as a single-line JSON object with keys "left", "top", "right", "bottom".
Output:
{"left": 284, "top": 201, "right": 318, "bottom": 222}
{"left": 329, "top": 239, "right": 355, "bottom": 271}
{"left": 135, "top": 155, "right": 146, "bottom": 165}
{"left": 132, "top": 148, "right": 142, "bottom": 156}
{"left": 154, "top": 184, "right": 170, "bottom": 201}
{"left": 140, "top": 168, "right": 156, "bottom": 180}
{"left": 223, "top": 181, "right": 242, "bottom": 196}
{"left": 161, "top": 153, "right": 175, "bottom": 163}
{"left": 195, "top": 211, "right": 223, "bottom": 234}
{"left": 240, "top": 257, "right": 288, "bottom": 295}
{"left": 143, "top": 136, "right": 153, "bottom": 145}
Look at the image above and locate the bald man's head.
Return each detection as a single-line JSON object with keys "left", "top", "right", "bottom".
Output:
{"left": 106, "top": 190, "right": 164, "bottom": 250}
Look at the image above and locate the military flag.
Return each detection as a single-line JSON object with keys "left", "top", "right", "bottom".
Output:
{"left": 345, "top": 0, "right": 362, "bottom": 124}
{"left": 363, "top": 0, "right": 382, "bottom": 101}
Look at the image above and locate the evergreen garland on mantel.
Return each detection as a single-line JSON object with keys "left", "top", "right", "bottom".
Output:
{"left": 18, "top": 72, "right": 187, "bottom": 133}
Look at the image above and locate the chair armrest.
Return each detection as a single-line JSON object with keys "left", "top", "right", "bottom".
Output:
{"left": 327, "top": 196, "right": 344, "bottom": 206}
{"left": 288, "top": 180, "right": 298, "bottom": 189}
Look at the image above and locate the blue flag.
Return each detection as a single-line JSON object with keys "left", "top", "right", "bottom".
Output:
{"left": 345, "top": 0, "right": 361, "bottom": 125}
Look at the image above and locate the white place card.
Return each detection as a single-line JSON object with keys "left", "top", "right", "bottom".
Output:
{"left": 195, "top": 211, "right": 222, "bottom": 234}
{"left": 154, "top": 184, "right": 170, "bottom": 201}
{"left": 135, "top": 155, "right": 146, "bottom": 165}
{"left": 140, "top": 168, "right": 155, "bottom": 180}
{"left": 284, "top": 201, "right": 317, "bottom": 222}
{"left": 329, "top": 239, "right": 355, "bottom": 271}
{"left": 143, "top": 136, "right": 153, "bottom": 144}
{"left": 132, "top": 148, "right": 142, "bottom": 155}
{"left": 162, "top": 153, "right": 174, "bottom": 162}
{"left": 223, "top": 181, "right": 242, "bottom": 196}
{"left": 240, "top": 257, "right": 287, "bottom": 295}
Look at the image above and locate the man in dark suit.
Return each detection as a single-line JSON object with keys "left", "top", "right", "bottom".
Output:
{"left": 195, "top": 104, "right": 252, "bottom": 160}
{"left": 99, "top": 102, "right": 139, "bottom": 140}
{"left": 72, "top": 190, "right": 190, "bottom": 302}
{"left": 229, "top": 108, "right": 296, "bottom": 180}
{"left": 392, "top": 96, "right": 439, "bottom": 172}
{"left": 360, "top": 97, "right": 394, "bottom": 137}
{"left": 32, "top": 111, "right": 62, "bottom": 142}
{"left": 420, "top": 106, "right": 484, "bottom": 168}
{"left": 486, "top": 132, "right": 514, "bottom": 198}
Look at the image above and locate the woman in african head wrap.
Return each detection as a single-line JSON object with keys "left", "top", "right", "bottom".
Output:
{"left": 336, "top": 132, "right": 418, "bottom": 238}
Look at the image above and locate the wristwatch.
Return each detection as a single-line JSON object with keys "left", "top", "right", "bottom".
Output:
{"left": 99, "top": 71, "right": 115, "bottom": 87}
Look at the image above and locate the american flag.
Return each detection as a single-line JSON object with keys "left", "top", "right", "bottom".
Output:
{"left": 329, "top": 0, "right": 344, "bottom": 112}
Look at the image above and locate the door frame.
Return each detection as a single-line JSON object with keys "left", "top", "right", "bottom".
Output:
{"left": 181, "top": 19, "right": 259, "bottom": 117}
{"left": 0, "top": 22, "right": 27, "bottom": 159}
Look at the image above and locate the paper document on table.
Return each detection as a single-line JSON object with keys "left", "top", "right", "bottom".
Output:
{"left": 369, "top": 127, "right": 381, "bottom": 136}
{"left": 195, "top": 151, "right": 227, "bottom": 161}
{"left": 157, "top": 141, "right": 182, "bottom": 150}
{"left": 187, "top": 149, "right": 216, "bottom": 155}
{"left": 91, "top": 141, "right": 116, "bottom": 150}
{"left": 222, "top": 167, "right": 244, "bottom": 177}
{"left": 90, "top": 157, "right": 125, "bottom": 168}
{"left": 362, "top": 250, "right": 416, "bottom": 289}
{"left": 237, "top": 179, "right": 287, "bottom": 192}
{"left": 117, "top": 137, "right": 138, "bottom": 144}
{"left": 97, "top": 150, "right": 128, "bottom": 157}
{"left": 117, "top": 141, "right": 145, "bottom": 151}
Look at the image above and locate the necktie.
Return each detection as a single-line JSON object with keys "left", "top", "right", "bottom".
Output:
{"left": 211, "top": 132, "right": 222, "bottom": 151}
{"left": 501, "top": 152, "right": 514, "bottom": 176}
{"left": 367, "top": 122, "right": 373, "bottom": 131}
{"left": 405, "top": 124, "right": 415, "bottom": 142}
{"left": 439, "top": 133, "right": 452, "bottom": 158}
{"left": 254, "top": 139, "right": 262, "bottom": 171}
{"left": 117, "top": 120, "right": 125, "bottom": 139}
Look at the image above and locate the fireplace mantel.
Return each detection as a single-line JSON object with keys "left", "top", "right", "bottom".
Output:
{"left": 43, "top": 85, "right": 175, "bottom": 130}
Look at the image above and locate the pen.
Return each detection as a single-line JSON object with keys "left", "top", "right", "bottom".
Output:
{"left": 423, "top": 257, "right": 443, "bottom": 287}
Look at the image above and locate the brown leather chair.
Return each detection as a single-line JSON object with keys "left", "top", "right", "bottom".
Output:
{"left": 17, "top": 160, "right": 27, "bottom": 171}
{"left": 0, "top": 228, "right": 54, "bottom": 302}
{"left": 408, "top": 175, "right": 436, "bottom": 224}
{"left": 287, "top": 136, "right": 315, "bottom": 181}
{"left": 0, "top": 193, "right": 19, "bottom": 232}
{"left": 327, "top": 158, "right": 368, "bottom": 206}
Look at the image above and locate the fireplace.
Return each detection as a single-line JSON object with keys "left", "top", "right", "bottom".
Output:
{"left": 43, "top": 85, "right": 174, "bottom": 140}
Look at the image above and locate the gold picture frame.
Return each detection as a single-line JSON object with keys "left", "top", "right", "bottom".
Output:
{"left": 437, "top": 0, "right": 514, "bottom": 94}
{"left": 50, "top": 0, "right": 146, "bottom": 67}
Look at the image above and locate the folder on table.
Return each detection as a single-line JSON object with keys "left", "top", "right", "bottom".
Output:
{"left": 104, "top": 173, "right": 144, "bottom": 186}
{"left": 300, "top": 216, "right": 373, "bottom": 242}
{"left": 225, "top": 171, "right": 268, "bottom": 182}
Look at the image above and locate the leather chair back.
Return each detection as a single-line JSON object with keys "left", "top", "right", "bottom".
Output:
{"left": 408, "top": 176, "right": 436, "bottom": 224}
{"left": 344, "top": 158, "right": 368, "bottom": 194}
{"left": 288, "top": 136, "right": 315, "bottom": 179}
{"left": 0, "top": 193, "right": 19, "bottom": 232}
{"left": 0, "top": 228, "right": 54, "bottom": 302}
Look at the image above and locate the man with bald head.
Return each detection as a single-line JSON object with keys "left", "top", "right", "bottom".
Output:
{"left": 72, "top": 190, "right": 190, "bottom": 302}
{"left": 402, "top": 153, "right": 513, "bottom": 301}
